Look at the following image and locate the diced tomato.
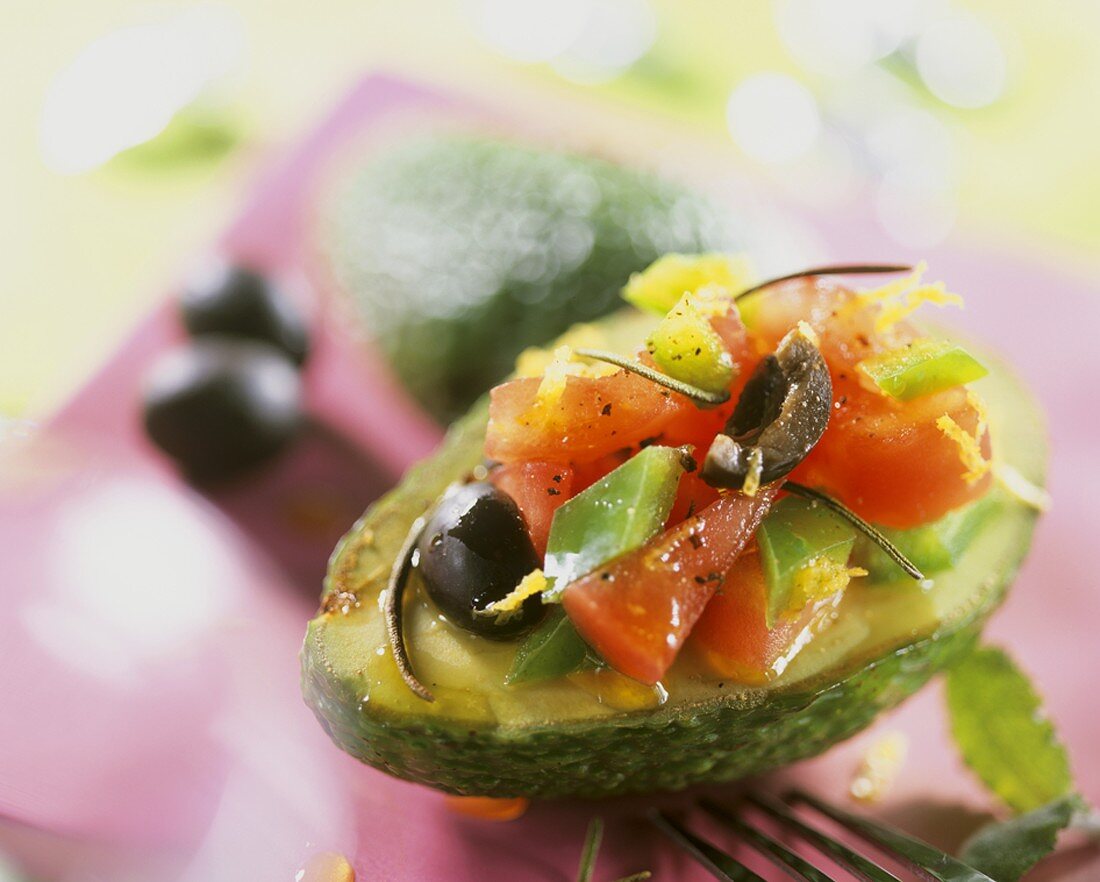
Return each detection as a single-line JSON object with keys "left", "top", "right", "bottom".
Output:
{"left": 710, "top": 307, "right": 755, "bottom": 371}
{"left": 443, "top": 796, "right": 529, "bottom": 821}
{"left": 749, "top": 277, "right": 992, "bottom": 528}
{"left": 690, "top": 550, "right": 801, "bottom": 684}
{"left": 485, "top": 371, "right": 692, "bottom": 465}
{"left": 666, "top": 469, "right": 721, "bottom": 526}
{"left": 490, "top": 462, "right": 573, "bottom": 557}
{"left": 571, "top": 449, "right": 632, "bottom": 494}
{"left": 561, "top": 484, "right": 778, "bottom": 685}
{"left": 690, "top": 549, "right": 843, "bottom": 685}
{"left": 793, "top": 374, "right": 992, "bottom": 528}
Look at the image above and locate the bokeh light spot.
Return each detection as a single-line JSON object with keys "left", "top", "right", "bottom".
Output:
{"left": 916, "top": 14, "right": 1007, "bottom": 109}
{"left": 726, "top": 73, "right": 822, "bottom": 164}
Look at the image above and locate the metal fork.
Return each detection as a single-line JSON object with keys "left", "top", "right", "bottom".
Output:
{"left": 650, "top": 790, "right": 997, "bottom": 882}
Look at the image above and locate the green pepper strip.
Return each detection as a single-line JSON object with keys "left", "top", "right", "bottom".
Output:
{"left": 574, "top": 347, "right": 730, "bottom": 406}
{"left": 384, "top": 515, "right": 435, "bottom": 702}
{"left": 783, "top": 481, "right": 925, "bottom": 581}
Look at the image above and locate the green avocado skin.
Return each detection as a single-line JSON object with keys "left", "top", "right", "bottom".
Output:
{"left": 304, "top": 614, "right": 979, "bottom": 798}
{"left": 324, "top": 137, "right": 738, "bottom": 422}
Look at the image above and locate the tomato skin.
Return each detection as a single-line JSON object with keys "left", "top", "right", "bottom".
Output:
{"left": 794, "top": 375, "right": 992, "bottom": 528}
{"left": 562, "top": 484, "right": 778, "bottom": 685}
{"left": 666, "top": 469, "right": 720, "bottom": 526}
{"left": 485, "top": 372, "right": 691, "bottom": 465}
{"left": 490, "top": 462, "right": 573, "bottom": 557}
{"left": 749, "top": 277, "right": 992, "bottom": 528}
{"left": 689, "top": 551, "right": 798, "bottom": 684}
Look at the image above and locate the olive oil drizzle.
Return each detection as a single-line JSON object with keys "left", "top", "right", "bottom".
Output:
{"left": 734, "top": 264, "right": 913, "bottom": 302}
{"left": 783, "top": 481, "right": 925, "bottom": 581}
{"left": 385, "top": 515, "right": 435, "bottom": 702}
{"left": 574, "top": 347, "right": 731, "bottom": 406}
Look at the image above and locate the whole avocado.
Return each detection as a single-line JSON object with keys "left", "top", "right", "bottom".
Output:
{"left": 324, "top": 137, "right": 739, "bottom": 421}
{"left": 300, "top": 311, "right": 1046, "bottom": 799}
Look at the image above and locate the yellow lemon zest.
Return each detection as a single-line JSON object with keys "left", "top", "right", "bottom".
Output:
{"left": 937, "top": 413, "right": 991, "bottom": 485}
{"left": 478, "top": 569, "right": 547, "bottom": 623}
{"left": 851, "top": 731, "right": 909, "bottom": 803}
{"left": 791, "top": 557, "right": 865, "bottom": 610}
{"left": 795, "top": 319, "right": 820, "bottom": 347}
{"left": 741, "top": 448, "right": 764, "bottom": 497}
{"left": 844, "top": 261, "right": 964, "bottom": 333}
{"left": 515, "top": 323, "right": 610, "bottom": 377}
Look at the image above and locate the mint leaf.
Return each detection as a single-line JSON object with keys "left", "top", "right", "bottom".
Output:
{"left": 960, "top": 795, "right": 1085, "bottom": 882}
{"left": 945, "top": 646, "right": 1072, "bottom": 813}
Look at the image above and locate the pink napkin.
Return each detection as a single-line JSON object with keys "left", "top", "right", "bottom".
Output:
{"left": 1, "top": 73, "right": 1096, "bottom": 880}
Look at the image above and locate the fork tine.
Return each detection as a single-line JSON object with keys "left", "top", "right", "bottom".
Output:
{"left": 701, "top": 800, "right": 838, "bottom": 882}
{"left": 649, "top": 810, "right": 767, "bottom": 882}
{"left": 787, "top": 791, "right": 998, "bottom": 882}
{"left": 745, "top": 793, "right": 904, "bottom": 882}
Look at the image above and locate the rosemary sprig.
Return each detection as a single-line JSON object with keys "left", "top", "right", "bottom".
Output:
{"left": 384, "top": 515, "right": 435, "bottom": 702}
{"left": 734, "top": 263, "right": 913, "bottom": 302}
{"left": 574, "top": 348, "right": 730, "bottom": 406}
{"left": 783, "top": 481, "right": 925, "bottom": 581}
{"left": 574, "top": 817, "right": 653, "bottom": 882}
{"left": 576, "top": 817, "right": 604, "bottom": 882}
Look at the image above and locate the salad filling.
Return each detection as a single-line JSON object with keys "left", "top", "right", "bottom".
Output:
{"left": 387, "top": 256, "right": 1011, "bottom": 701}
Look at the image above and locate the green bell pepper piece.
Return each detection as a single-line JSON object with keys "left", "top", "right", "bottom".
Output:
{"left": 507, "top": 446, "right": 686, "bottom": 684}
{"left": 506, "top": 608, "right": 592, "bottom": 684}
{"left": 646, "top": 294, "right": 735, "bottom": 396}
{"left": 855, "top": 493, "right": 1000, "bottom": 582}
{"left": 857, "top": 339, "right": 988, "bottom": 401}
{"left": 542, "top": 445, "right": 686, "bottom": 598}
{"left": 758, "top": 497, "right": 858, "bottom": 628}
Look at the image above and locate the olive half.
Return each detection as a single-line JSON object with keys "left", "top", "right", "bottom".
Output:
{"left": 702, "top": 325, "right": 831, "bottom": 490}
{"left": 415, "top": 482, "right": 544, "bottom": 639}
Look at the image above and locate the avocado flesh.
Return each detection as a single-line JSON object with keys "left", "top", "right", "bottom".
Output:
{"left": 323, "top": 137, "right": 738, "bottom": 422}
{"left": 302, "top": 311, "right": 1046, "bottom": 798}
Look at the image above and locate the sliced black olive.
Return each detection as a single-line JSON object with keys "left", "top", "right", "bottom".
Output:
{"left": 180, "top": 261, "right": 310, "bottom": 365}
{"left": 415, "top": 482, "right": 544, "bottom": 639}
{"left": 142, "top": 338, "right": 302, "bottom": 481}
{"left": 702, "top": 326, "right": 831, "bottom": 490}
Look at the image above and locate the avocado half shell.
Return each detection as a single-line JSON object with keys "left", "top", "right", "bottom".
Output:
{"left": 301, "top": 311, "right": 1046, "bottom": 798}
{"left": 322, "top": 136, "right": 739, "bottom": 423}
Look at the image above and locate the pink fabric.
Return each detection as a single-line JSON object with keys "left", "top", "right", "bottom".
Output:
{"left": 1, "top": 72, "right": 1096, "bottom": 880}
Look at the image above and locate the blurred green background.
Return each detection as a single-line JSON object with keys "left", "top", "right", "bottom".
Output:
{"left": 2, "top": 0, "right": 1098, "bottom": 417}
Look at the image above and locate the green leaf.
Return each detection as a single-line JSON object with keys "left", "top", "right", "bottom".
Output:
{"left": 946, "top": 646, "right": 1073, "bottom": 813}
{"left": 576, "top": 817, "right": 604, "bottom": 882}
{"left": 960, "top": 795, "right": 1085, "bottom": 882}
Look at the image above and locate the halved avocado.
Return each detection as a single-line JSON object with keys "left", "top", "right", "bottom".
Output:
{"left": 323, "top": 137, "right": 738, "bottom": 422}
{"left": 301, "top": 311, "right": 1046, "bottom": 798}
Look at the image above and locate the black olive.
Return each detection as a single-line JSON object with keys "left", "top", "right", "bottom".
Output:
{"left": 180, "top": 261, "right": 310, "bottom": 365}
{"left": 142, "top": 338, "right": 302, "bottom": 481}
{"left": 415, "top": 482, "right": 544, "bottom": 639}
{"left": 702, "top": 325, "right": 831, "bottom": 490}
